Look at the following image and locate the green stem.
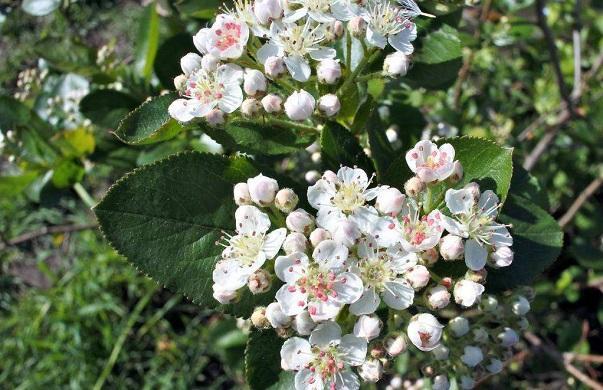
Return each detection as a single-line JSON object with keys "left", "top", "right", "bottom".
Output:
{"left": 264, "top": 118, "right": 320, "bottom": 134}
{"left": 345, "top": 31, "right": 352, "bottom": 70}
{"left": 73, "top": 182, "right": 96, "bottom": 209}
{"left": 338, "top": 48, "right": 381, "bottom": 97}
{"left": 357, "top": 71, "right": 385, "bottom": 82}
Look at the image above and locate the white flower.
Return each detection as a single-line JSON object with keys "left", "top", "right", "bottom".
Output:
{"left": 225, "top": 0, "right": 268, "bottom": 37}
{"left": 317, "top": 59, "right": 342, "bottom": 84}
{"left": 233, "top": 182, "right": 252, "bottom": 206}
{"left": 274, "top": 241, "right": 363, "bottom": 321}
{"left": 243, "top": 68, "right": 267, "bottom": 95}
{"left": 453, "top": 280, "right": 485, "bottom": 308}
{"left": 261, "top": 93, "right": 283, "bottom": 113}
{"left": 293, "top": 310, "right": 316, "bottom": 335}
{"left": 383, "top": 52, "right": 410, "bottom": 77}
{"left": 461, "top": 346, "right": 483, "bottom": 367}
{"left": 486, "top": 358, "right": 504, "bottom": 374}
{"left": 283, "top": 0, "right": 337, "bottom": 24}
{"left": 266, "top": 301, "right": 293, "bottom": 328}
{"left": 254, "top": 0, "right": 283, "bottom": 25}
{"left": 498, "top": 327, "right": 519, "bottom": 347}
{"left": 257, "top": 21, "right": 335, "bottom": 82}
{"left": 285, "top": 90, "right": 316, "bottom": 121}
{"left": 317, "top": 94, "right": 341, "bottom": 117}
{"left": 168, "top": 64, "right": 244, "bottom": 122}
{"left": 404, "top": 176, "right": 425, "bottom": 197}
{"left": 433, "top": 375, "right": 450, "bottom": 390}
{"left": 407, "top": 313, "right": 444, "bottom": 351}
{"left": 349, "top": 236, "right": 417, "bottom": 315}
{"left": 364, "top": 1, "right": 417, "bottom": 54}
{"left": 406, "top": 140, "right": 457, "bottom": 183}
{"left": 512, "top": 296, "right": 531, "bottom": 316}
{"left": 286, "top": 209, "right": 315, "bottom": 234}
{"left": 283, "top": 232, "right": 309, "bottom": 255}
{"left": 307, "top": 166, "right": 384, "bottom": 234}
{"left": 441, "top": 185, "right": 513, "bottom": 270}
{"left": 247, "top": 173, "right": 279, "bottom": 205}
{"left": 375, "top": 187, "right": 406, "bottom": 216}
{"left": 448, "top": 316, "right": 470, "bottom": 337}
{"left": 358, "top": 359, "right": 383, "bottom": 383}
{"left": 427, "top": 285, "right": 450, "bottom": 309}
{"left": 213, "top": 205, "right": 286, "bottom": 292}
{"left": 281, "top": 321, "right": 367, "bottom": 390}
{"left": 439, "top": 235, "right": 464, "bottom": 260}
{"left": 206, "top": 14, "right": 250, "bottom": 59}
{"left": 353, "top": 315, "right": 382, "bottom": 341}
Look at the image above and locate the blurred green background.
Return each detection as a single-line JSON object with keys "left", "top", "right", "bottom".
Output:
{"left": 0, "top": 0, "right": 602, "bottom": 388}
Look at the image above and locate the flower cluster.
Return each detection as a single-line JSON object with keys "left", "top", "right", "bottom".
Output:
{"left": 168, "top": 0, "right": 433, "bottom": 125}
{"left": 210, "top": 140, "right": 522, "bottom": 389}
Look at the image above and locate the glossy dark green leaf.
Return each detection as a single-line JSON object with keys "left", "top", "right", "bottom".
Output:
{"left": 415, "top": 25, "right": 462, "bottom": 64}
{"left": 404, "top": 58, "right": 463, "bottom": 90}
{"left": 245, "top": 329, "right": 294, "bottom": 390}
{"left": 80, "top": 90, "right": 139, "bottom": 129}
{"left": 320, "top": 121, "right": 374, "bottom": 173}
{"left": 154, "top": 33, "right": 198, "bottom": 88}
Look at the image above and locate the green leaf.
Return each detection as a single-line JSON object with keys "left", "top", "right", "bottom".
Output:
{"left": 51, "top": 159, "right": 85, "bottom": 188}
{"left": 203, "top": 120, "right": 314, "bottom": 155}
{"left": 416, "top": 25, "right": 462, "bottom": 64}
{"left": 175, "top": 0, "right": 222, "bottom": 19}
{"left": 425, "top": 137, "right": 514, "bottom": 212}
{"left": 245, "top": 329, "right": 294, "bottom": 390}
{"left": 80, "top": 90, "right": 139, "bottom": 129}
{"left": 508, "top": 164, "right": 550, "bottom": 209}
{"left": 487, "top": 194, "right": 563, "bottom": 291}
{"left": 34, "top": 38, "right": 98, "bottom": 76}
{"left": 154, "top": 33, "right": 198, "bottom": 88}
{"left": 0, "top": 95, "right": 50, "bottom": 136}
{"left": 135, "top": 4, "right": 161, "bottom": 82}
{"left": 94, "top": 152, "right": 278, "bottom": 317}
{"left": 53, "top": 128, "right": 95, "bottom": 158}
{"left": 114, "top": 93, "right": 184, "bottom": 145}
{"left": 404, "top": 58, "right": 463, "bottom": 90}
{"left": 0, "top": 173, "right": 39, "bottom": 197}
{"left": 363, "top": 99, "right": 396, "bottom": 178}
{"left": 320, "top": 121, "right": 374, "bottom": 173}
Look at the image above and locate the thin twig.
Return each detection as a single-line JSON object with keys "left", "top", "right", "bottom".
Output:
{"left": 571, "top": 0, "right": 582, "bottom": 100}
{"left": 522, "top": 109, "right": 570, "bottom": 171}
{"left": 0, "top": 223, "right": 98, "bottom": 251}
{"left": 558, "top": 176, "right": 603, "bottom": 228}
{"left": 565, "top": 353, "right": 603, "bottom": 364}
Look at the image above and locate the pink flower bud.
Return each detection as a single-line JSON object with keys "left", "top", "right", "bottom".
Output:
{"left": 241, "top": 98, "right": 262, "bottom": 117}
{"left": 491, "top": 246, "right": 514, "bottom": 267}
{"left": 406, "top": 265, "right": 430, "bottom": 289}
{"left": 233, "top": 182, "right": 252, "bottom": 206}
{"left": 427, "top": 285, "right": 450, "bottom": 309}
{"left": 348, "top": 16, "right": 366, "bottom": 37}
{"left": 309, "top": 228, "right": 331, "bottom": 247}
{"left": 254, "top": 0, "right": 283, "bottom": 24}
{"left": 439, "top": 235, "right": 464, "bottom": 260}
{"left": 261, "top": 94, "right": 283, "bottom": 113}
{"left": 286, "top": 209, "right": 315, "bottom": 234}
{"left": 384, "top": 334, "right": 407, "bottom": 356}
{"left": 244, "top": 69, "right": 267, "bottom": 96}
{"left": 325, "top": 20, "right": 344, "bottom": 41}
{"left": 264, "top": 56, "right": 286, "bottom": 78}
{"left": 283, "top": 232, "right": 308, "bottom": 255}
{"left": 404, "top": 176, "right": 426, "bottom": 197}
{"left": 247, "top": 174, "right": 279, "bottom": 206}
{"left": 275, "top": 188, "right": 299, "bottom": 213}
{"left": 248, "top": 269, "right": 272, "bottom": 294}
{"left": 317, "top": 59, "right": 342, "bottom": 84}
{"left": 358, "top": 359, "right": 383, "bottom": 383}
{"left": 375, "top": 187, "right": 406, "bottom": 216}
{"left": 421, "top": 247, "right": 439, "bottom": 265}
{"left": 317, "top": 94, "right": 341, "bottom": 117}
{"left": 322, "top": 170, "right": 338, "bottom": 183}
{"left": 284, "top": 90, "right": 315, "bottom": 121}
{"left": 353, "top": 315, "right": 382, "bottom": 341}
{"left": 204, "top": 109, "right": 225, "bottom": 126}
{"left": 383, "top": 52, "right": 409, "bottom": 77}
{"left": 180, "top": 52, "right": 202, "bottom": 75}
{"left": 305, "top": 170, "right": 321, "bottom": 184}
{"left": 407, "top": 313, "right": 444, "bottom": 351}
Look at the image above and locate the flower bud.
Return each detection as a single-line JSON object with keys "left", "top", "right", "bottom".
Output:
{"left": 233, "top": 182, "right": 252, "bottom": 206}
{"left": 247, "top": 174, "right": 279, "bottom": 206}
{"left": 448, "top": 316, "right": 470, "bottom": 337}
{"left": 248, "top": 269, "right": 272, "bottom": 294}
{"left": 421, "top": 248, "right": 439, "bottom": 265}
{"left": 325, "top": 20, "right": 344, "bottom": 41}
{"left": 383, "top": 52, "right": 409, "bottom": 77}
{"left": 180, "top": 52, "right": 203, "bottom": 75}
{"left": 384, "top": 334, "right": 407, "bottom": 357}
{"left": 309, "top": 228, "right": 331, "bottom": 247}
{"left": 283, "top": 232, "right": 308, "bottom": 255}
{"left": 212, "top": 287, "right": 238, "bottom": 304}
{"left": 464, "top": 182, "right": 481, "bottom": 201}
{"left": 431, "top": 344, "right": 449, "bottom": 360}
{"left": 461, "top": 346, "right": 483, "bottom": 367}
{"left": 201, "top": 53, "right": 219, "bottom": 71}
{"left": 472, "top": 327, "right": 489, "bottom": 343}
{"left": 305, "top": 170, "right": 321, "bottom": 184}
{"left": 439, "top": 235, "right": 464, "bottom": 260}
{"left": 454, "top": 280, "right": 485, "bottom": 308}
{"left": 292, "top": 310, "right": 316, "bottom": 335}
{"left": 358, "top": 359, "right": 383, "bottom": 383}
{"left": 481, "top": 295, "right": 498, "bottom": 312}
{"left": 261, "top": 93, "right": 283, "bottom": 113}
{"left": 486, "top": 358, "right": 503, "bottom": 374}
{"left": 512, "top": 295, "right": 531, "bottom": 315}
{"left": 254, "top": 0, "right": 283, "bottom": 24}
{"left": 317, "top": 59, "right": 342, "bottom": 84}
{"left": 285, "top": 90, "right": 315, "bottom": 121}
{"left": 407, "top": 313, "right": 444, "bottom": 351}
{"left": 375, "top": 187, "right": 406, "bottom": 216}
{"left": 348, "top": 16, "right": 366, "bottom": 37}
{"left": 449, "top": 161, "right": 463, "bottom": 183}
{"left": 386, "top": 127, "right": 398, "bottom": 143}
{"left": 332, "top": 219, "right": 361, "bottom": 247}
{"left": 264, "top": 56, "right": 286, "bottom": 78}
{"left": 491, "top": 246, "right": 514, "bottom": 268}
{"left": 465, "top": 268, "right": 488, "bottom": 284}
{"left": 353, "top": 315, "right": 382, "bottom": 341}
{"left": 241, "top": 98, "right": 262, "bottom": 117}
{"left": 174, "top": 74, "right": 187, "bottom": 91}
{"left": 244, "top": 69, "right": 267, "bottom": 96}
{"left": 460, "top": 376, "right": 475, "bottom": 389}
{"left": 285, "top": 209, "right": 315, "bottom": 234}
{"left": 404, "top": 176, "right": 426, "bottom": 197}
{"left": 427, "top": 285, "right": 450, "bottom": 310}
{"left": 275, "top": 188, "right": 299, "bottom": 213}
{"left": 266, "top": 302, "right": 291, "bottom": 328}
{"left": 498, "top": 327, "right": 519, "bottom": 347}
{"left": 370, "top": 343, "right": 386, "bottom": 359}
{"left": 276, "top": 326, "right": 293, "bottom": 338}
{"left": 251, "top": 306, "right": 270, "bottom": 328}
{"left": 406, "top": 265, "right": 430, "bottom": 289}
{"left": 317, "top": 94, "right": 341, "bottom": 117}
{"left": 433, "top": 375, "right": 450, "bottom": 390}
{"left": 205, "top": 108, "right": 225, "bottom": 126}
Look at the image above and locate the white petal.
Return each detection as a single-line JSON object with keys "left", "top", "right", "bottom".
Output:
{"left": 371, "top": 217, "right": 403, "bottom": 247}
{"left": 309, "top": 47, "right": 337, "bottom": 61}
{"left": 440, "top": 215, "right": 468, "bottom": 238}
{"left": 366, "top": 26, "right": 387, "bottom": 48}
{"left": 388, "top": 23, "right": 417, "bottom": 55}
{"left": 218, "top": 84, "right": 243, "bottom": 113}
{"left": 262, "top": 228, "right": 287, "bottom": 259}
{"left": 308, "top": 10, "right": 335, "bottom": 23}
{"left": 478, "top": 190, "right": 500, "bottom": 217}
{"left": 316, "top": 206, "right": 345, "bottom": 233}
{"left": 313, "top": 239, "right": 349, "bottom": 270}
{"left": 256, "top": 43, "right": 280, "bottom": 64}
{"left": 295, "top": 369, "right": 324, "bottom": 390}
{"left": 308, "top": 298, "right": 342, "bottom": 322}
{"left": 339, "top": 335, "right": 368, "bottom": 366}
{"left": 309, "top": 321, "right": 342, "bottom": 346}
{"left": 235, "top": 205, "right": 271, "bottom": 234}
{"left": 276, "top": 284, "right": 308, "bottom": 316}
{"left": 333, "top": 272, "right": 364, "bottom": 304}
{"left": 275, "top": 252, "right": 309, "bottom": 283}
{"left": 212, "top": 259, "right": 248, "bottom": 290}
{"left": 284, "top": 55, "right": 311, "bottom": 82}
{"left": 349, "top": 288, "right": 381, "bottom": 315}
{"left": 491, "top": 225, "right": 513, "bottom": 247}
{"left": 337, "top": 166, "right": 368, "bottom": 187}
{"left": 168, "top": 99, "right": 195, "bottom": 122}
{"left": 388, "top": 246, "right": 418, "bottom": 273}
{"left": 307, "top": 179, "right": 336, "bottom": 210}
{"left": 445, "top": 188, "right": 475, "bottom": 215}
{"left": 350, "top": 206, "right": 381, "bottom": 233}
{"left": 282, "top": 7, "right": 307, "bottom": 23}
{"left": 281, "top": 337, "right": 312, "bottom": 371}
{"left": 465, "top": 239, "right": 488, "bottom": 270}
{"left": 334, "top": 371, "right": 361, "bottom": 390}
{"left": 383, "top": 278, "right": 414, "bottom": 310}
